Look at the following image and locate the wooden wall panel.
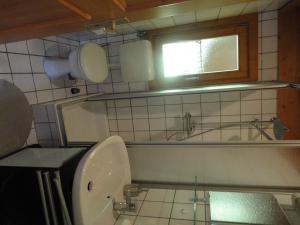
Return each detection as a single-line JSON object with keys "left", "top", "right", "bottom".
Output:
{"left": 278, "top": 0, "right": 300, "bottom": 139}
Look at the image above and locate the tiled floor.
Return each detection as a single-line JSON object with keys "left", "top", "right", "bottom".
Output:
{"left": 116, "top": 188, "right": 208, "bottom": 225}
{"left": 115, "top": 188, "right": 299, "bottom": 225}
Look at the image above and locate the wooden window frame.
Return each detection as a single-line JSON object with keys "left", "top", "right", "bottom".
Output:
{"left": 146, "top": 13, "right": 258, "bottom": 90}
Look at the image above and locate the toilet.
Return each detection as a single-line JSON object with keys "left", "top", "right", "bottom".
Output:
{"left": 44, "top": 42, "right": 108, "bottom": 83}
{"left": 72, "top": 136, "right": 131, "bottom": 225}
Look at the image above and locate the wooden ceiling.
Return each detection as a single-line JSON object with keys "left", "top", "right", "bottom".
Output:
{"left": 63, "top": 0, "right": 292, "bottom": 41}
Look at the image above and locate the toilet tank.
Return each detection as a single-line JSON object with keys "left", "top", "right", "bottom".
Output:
{"left": 119, "top": 40, "right": 155, "bottom": 82}
{"left": 72, "top": 136, "right": 131, "bottom": 225}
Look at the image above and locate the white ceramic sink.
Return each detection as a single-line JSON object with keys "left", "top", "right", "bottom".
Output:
{"left": 72, "top": 136, "right": 131, "bottom": 225}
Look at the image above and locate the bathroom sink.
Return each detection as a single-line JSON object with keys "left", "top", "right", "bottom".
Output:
{"left": 72, "top": 136, "right": 131, "bottom": 225}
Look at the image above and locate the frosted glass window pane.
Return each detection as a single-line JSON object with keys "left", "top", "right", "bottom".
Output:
{"left": 201, "top": 35, "right": 239, "bottom": 73}
{"left": 162, "top": 35, "right": 239, "bottom": 78}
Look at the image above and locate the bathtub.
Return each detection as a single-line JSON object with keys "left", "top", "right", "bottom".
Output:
{"left": 50, "top": 94, "right": 300, "bottom": 190}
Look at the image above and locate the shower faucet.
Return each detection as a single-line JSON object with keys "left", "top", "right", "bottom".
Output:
{"left": 113, "top": 184, "right": 146, "bottom": 212}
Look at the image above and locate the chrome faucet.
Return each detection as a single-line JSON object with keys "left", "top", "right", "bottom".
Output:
{"left": 113, "top": 184, "right": 145, "bottom": 212}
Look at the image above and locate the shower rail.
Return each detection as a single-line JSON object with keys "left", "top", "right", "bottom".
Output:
{"left": 126, "top": 141, "right": 300, "bottom": 147}
{"left": 86, "top": 81, "right": 299, "bottom": 101}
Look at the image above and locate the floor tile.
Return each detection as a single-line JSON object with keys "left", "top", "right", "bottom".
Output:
{"left": 171, "top": 203, "right": 205, "bottom": 221}
{"left": 134, "top": 216, "right": 169, "bottom": 225}
{"left": 145, "top": 189, "right": 175, "bottom": 202}
{"left": 139, "top": 201, "right": 172, "bottom": 218}
{"left": 174, "top": 190, "right": 205, "bottom": 203}
{"left": 115, "top": 215, "right": 136, "bottom": 225}
{"left": 134, "top": 190, "right": 148, "bottom": 201}
{"left": 121, "top": 201, "right": 143, "bottom": 216}
{"left": 169, "top": 219, "right": 206, "bottom": 225}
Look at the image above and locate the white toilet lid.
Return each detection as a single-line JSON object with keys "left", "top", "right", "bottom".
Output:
{"left": 78, "top": 43, "right": 108, "bottom": 83}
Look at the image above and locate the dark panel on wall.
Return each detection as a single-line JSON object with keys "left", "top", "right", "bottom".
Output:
{"left": 278, "top": 0, "right": 300, "bottom": 139}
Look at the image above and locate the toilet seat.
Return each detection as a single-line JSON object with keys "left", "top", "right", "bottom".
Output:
{"left": 44, "top": 42, "right": 108, "bottom": 83}
{"left": 70, "top": 43, "right": 108, "bottom": 83}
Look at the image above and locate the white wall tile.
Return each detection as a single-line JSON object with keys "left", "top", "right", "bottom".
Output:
{"left": 132, "top": 106, "right": 148, "bottom": 118}
{"left": 182, "top": 94, "right": 200, "bottom": 103}
{"left": 134, "top": 131, "right": 150, "bottom": 141}
{"left": 131, "top": 98, "right": 147, "bottom": 106}
{"left": 201, "top": 102, "right": 220, "bottom": 116}
{"left": 222, "top": 129, "right": 241, "bottom": 141}
{"left": 201, "top": 93, "right": 219, "bottom": 102}
{"left": 261, "top": 53, "right": 277, "bottom": 69}
{"left": 165, "top": 95, "right": 181, "bottom": 104}
{"left": 111, "top": 69, "right": 123, "bottom": 82}
{"left": 241, "top": 100, "right": 262, "bottom": 115}
{"left": 99, "top": 83, "right": 113, "bottom": 93}
{"left": 27, "top": 39, "right": 45, "bottom": 55}
{"left": 118, "top": 119, "right": 133, "bottom": 131}
{"left": 262, "top": 99, "right": 277, "bottom": 113}
{"left": 149, "top": 118, "right": 166, "bottom": 130}
{"left": 221, "top": 115, "right": 240, "bottom": 123}
{"left": 261, "top": 19, "right": 278, "bottom": 36}
{"left": 220, "top": 91, "right": 240, "bottom": 101}
{"left": 261, "top": 68, "right": 277, "bottom": 80}
{"left": 53, "top": 88, "right": 66, "bottom": 100}
{"left": 148, "top": 97, "right": 164, "bottom": 105}
{"left": 36, "top": 90, "right": 53, "bottom": 103}
{"left": 0, "top": 53, "right": 11, "bottom": 73}
{"left": 148, "top": 105, "right": 165, "bottom": 118}
{"left": 108, "top": 119, "right": 118, "bottom": 131}
{"left": 115, "top": 99, "right": 130, "bottom": 107}
{"left": 150, "top": 131, "right": 166, "bottom": 141}
{"left": 182, "top": 103, "right": 201, "bottom": 116}
{"left": 116, "top": 107, "right": 132, "bottom": 119}
{"left": 0, "top": 44, "right": 6, "bottom": 51}
{"left": 221, "top": 101, "right": 240, "bottom": 115}
{"left": 118, "top": 131, "right": 134, "bottom": 142}
{"left": 165, "top": 104, "right": 182, "bottom": 117}
{"left": 113, "top": 82, "right": 129, "bottom": 93}
{"left": 262, "top": 89, "right": 277, "bottom": 99}
{"left": 166, "top": 117, "right": 183, "bottom": 131}
{"left": 6, "top": 41, "right": 28, "bottom": 54}
{"left": 202, "top": 130, "right": 221, "bottom": 142}
{"left": 129, "top": 82, "right": 147, "bottom": 92}
{"left": 34, "top": 73, "right": 51, "bottom": 90}
{"left": 12, "top": 74, "right": 35, "bottom": 92}
{"left": 241, "top": 90, "right": 261, "bottom": 100}
{"left": 87, "top": 84, "right": 99, "bottom": 94}
{"left": 8, "top": 53, "right": 31, "bottom": 73}
{"left": 107, "top": 108, "right": 117, "bottom": 119}
{"left": 44, "top": 40, "right": 59, "bottom": 56}
{"left": 261, "top": 36, "right": 277, "bottom": 53}
{"left": 30, "top": 55, "right": 44, "bottom": 73}
{"left": 133, "top": 119, "right": 149, "bottom": 131}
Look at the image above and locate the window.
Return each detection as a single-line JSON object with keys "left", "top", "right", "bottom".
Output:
{"left": 147, "top": 14, "right": 258, "bottom": 89}
{"left": 162, "top": 35, "right": 239, "bottom": 77}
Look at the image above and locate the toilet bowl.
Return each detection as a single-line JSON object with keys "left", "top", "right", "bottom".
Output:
{"left": 72, "top": 136, "right": 131, "bottom": 225}
{"left": 44, "top": 42, "right": 108, "bottom": 83}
